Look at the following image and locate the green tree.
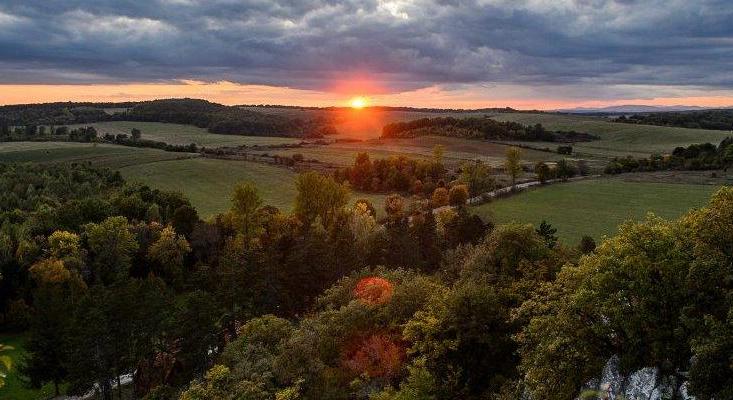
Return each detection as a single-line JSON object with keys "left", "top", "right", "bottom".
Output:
{"left": 405, "top": 281, "right": 517, "bottom": 398}
{"left": 534, "top": 161, "right": 551, "bottom": 183}
{"left": 459, "top": 161, "right": 495, "bottom": 195}
{"left": 578, "top": 235, "right": 596, "bottom": 254}
{"left": 23, "top": 258, "right": 87, "bottom": 396}
{"left": 555, "top": 159, "right": 577, "bottom": 181}
{"left": 228, "top": 182, "right": 263, "bottom": 238}
{"left": 535, "top": 220, "right": 558, "bottom": 248}
{"left": 172, "top": 205, "right": 199, "bottom": 238}
{"left": 85, "top": 216, "right": 138, "bottom": 285}
{"left": 146, "top": 203, "right": 161, "bottom": 222}
{"left": 172, "top": 290, "right": 221, "bottom": 377}
{"left": 294, "top": 172, "right": 349, "bottom": 227}
{"left": 147, "top": 226, "right": 191, "bottom": 287}
{"left": 504, "top": 147, "right": 523, "bottom": 186}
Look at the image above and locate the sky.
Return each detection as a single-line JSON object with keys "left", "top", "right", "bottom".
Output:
{"left": 1, "top": 0, "right": 733, "bottom": 109}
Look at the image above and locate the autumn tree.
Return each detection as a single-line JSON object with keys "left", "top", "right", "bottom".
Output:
{"left": 448, "top": 185, "right": 469, "bottom": 206}
{"left": 431, "top": 187, "right": 449, "bottom": 208}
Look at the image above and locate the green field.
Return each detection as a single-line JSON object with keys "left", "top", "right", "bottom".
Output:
{"left": 0, "top": 142, "right": 195, "bottom": 169}
{"left": 0, "top": 333, "right": 61, "bottom": 400}
{"left": 120, "top": 157, "right": 387, "bottom": 218}
{"left": 120, "top": 158, "right": 300, "bottom": 217}
{"left": 471, "top": 177, "right": 721, "bottom": 244}
{"left": 0, "top": 142, "right": 385, "bottom": 219}
{"left": 70, "top": 121, "right": 302, "bottom": 147}
{"left": 490, "top": 112, "right": 733, "bottom": 158}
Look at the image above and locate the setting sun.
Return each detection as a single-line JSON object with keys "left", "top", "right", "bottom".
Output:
{"left": 349, "top": 96, "right": 368, "bottom": 109}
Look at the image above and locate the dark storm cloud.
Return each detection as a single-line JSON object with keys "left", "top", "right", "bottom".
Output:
{"left": 1, "top": 0, "right": 732, "bottom": 92}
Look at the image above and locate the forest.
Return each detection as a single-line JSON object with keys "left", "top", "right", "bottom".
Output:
{"left": 0, "top": 161, "right": 731, "bottom": 400}
{"left": 0, "top": 99, "right": 338, "bottom": 139}
{"left": 616, "top": 109, "right": 733, "bottom": 130}
{"left": 381, "top": 116, "right": 597, "bottom": 142}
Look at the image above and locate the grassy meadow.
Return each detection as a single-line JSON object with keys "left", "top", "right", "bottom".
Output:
{"left": 489, "top": 112, "right": 733, "bottom": 158}
{"left": 120, "top": 157, "right": 386, "bottom": 218}
{"left": 120, "top": 158, "right": 300, "bottom": 217}
{"left": 471, "top": 176, "right": 720, "bottom": 244}
{"left": 0, "top": 142, "right": 195, "bottom": 169}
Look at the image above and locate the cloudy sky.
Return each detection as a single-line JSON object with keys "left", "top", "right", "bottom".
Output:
{"left": 1, "top": 0, "right": 733, "bottom": 108}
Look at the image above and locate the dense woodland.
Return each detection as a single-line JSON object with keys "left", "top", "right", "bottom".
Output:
{"left": 381, "top": 116, "right": 597, "bottom": 142}
{"left": 605, "top": 137, "right": 733, "bottom": 174}
{"left": 616, "top": 109, "right": 733, "bottom": 130}
{"left": 0, "top": 102, "right": 137, "bottom": 126}
{"left": 116, "top": 99, "right": 338, "bottom": 137}
{"left": 0, "top": 160, "right": 731, "bottom": 400}
{"left": 0, "top": 99, "right": 338, "bottom": 139}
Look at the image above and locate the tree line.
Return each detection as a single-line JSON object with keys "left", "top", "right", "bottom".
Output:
{"left": 112, "top": 99, "right": 338, "bottom": 138}
{"left": 381, "top": 116, "right": 597, "bottom": 142}
{"left": 0, "top": 124, "right": 199, "bottom": 153}
{"left": 616, "top": 109, "right": 733, "bottom": 131}
{"left": 605, "top": 137, "right": 733, "bottom": 174}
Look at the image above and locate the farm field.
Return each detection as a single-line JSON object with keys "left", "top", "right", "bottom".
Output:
{"left": 0, "top": 142, "right": 195, "bottom": 169}
{"left": 120, "top": 157, "right": 387, "bottom": 218}
{"left": 69, "top": 121, "right": 302, "bottom": 147}
{"left": 247, "top": 107, "right": 732, "bottom": 161}
{"left": 471, "top": 176, "right": 721, "bottom": 244}
{"left": 490, "top": 112, "right": 733, "bottom": 157}
{"left": 120, "top": 158, "right": 300, "bottom": 217}
{"left": 258, "top": 135, "right": 567, "bottom": 168}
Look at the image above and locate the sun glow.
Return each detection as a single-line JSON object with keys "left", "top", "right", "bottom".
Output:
{"left": 349, "top": 96, "right": 369, "bottom": 109}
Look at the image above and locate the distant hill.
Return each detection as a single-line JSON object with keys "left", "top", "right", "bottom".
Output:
{"left": 381, "top": 116, "right": 597, "bottom": 142}
{"left": 557, "top": 105, "right": 727, "bottom": 114}
{"left": 0, "top": 98, "right": 337, "bottom": 138}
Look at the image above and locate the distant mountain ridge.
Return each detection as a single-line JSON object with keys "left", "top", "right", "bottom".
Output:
{"left": 557, "top": 104, "right": 733, "bottom": 114}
